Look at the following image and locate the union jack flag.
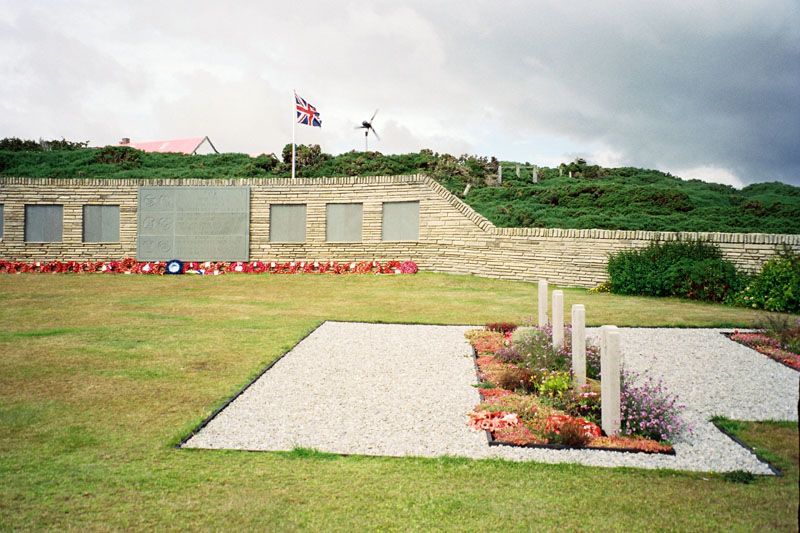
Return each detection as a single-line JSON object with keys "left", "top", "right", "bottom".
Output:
{"left": 295, "top": 93, "right": 321, "bottom": 127}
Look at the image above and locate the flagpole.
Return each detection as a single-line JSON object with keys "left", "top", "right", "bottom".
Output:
{"left": 291, "top": 90, "right": 296, "bottom": 180}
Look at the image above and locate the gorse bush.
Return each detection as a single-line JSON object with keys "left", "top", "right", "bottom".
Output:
{"left": 2, "top": 138, "right": 799, "bottom": 233}
{"left": 607, "top": 240, "right": 744, "bottom": 302}
{"left": 732, "top": 249, "right": 800, "bottom": 313}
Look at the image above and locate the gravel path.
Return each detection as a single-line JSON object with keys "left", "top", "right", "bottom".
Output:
{"left": 183, "top": 322, "right": 799, "bottom": 473}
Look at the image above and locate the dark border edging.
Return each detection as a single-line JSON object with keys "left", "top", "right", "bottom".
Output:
{"left": 485, "top": 432, "right": 675, "bottom": 455}
{"left": 174, "top": 321, "right": 325, "bottom": 448}
{"left": 710, "top": 419, "right": 784, "bottom": 476}
{"left": 721, "top": 331, "right": 800, "bottom": 373}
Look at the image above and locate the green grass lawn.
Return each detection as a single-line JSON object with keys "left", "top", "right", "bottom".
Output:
{"left": 0, "top": 273, "right": 797, "bottom": 531}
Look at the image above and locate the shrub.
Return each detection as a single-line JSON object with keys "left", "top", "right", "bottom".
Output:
{"left": 488, "top": 392, "right": 547, "bottom": 424}
{"left": 512, "top": 326, "right": 569, "bottom": 371}
{"left": 558, "top": 384, "right": 601, "bottom": 423}
{"left": 94, "top": 146, "right": 143, "bottom": 167}
{"left": 465, "top": 330, "right": 504, "bottom": 354}
{"left": 759, "top": 314, "right": 800, "bottom": 353}
{"left": 535, "top": 370, "right": 572, "bottom": 399}
{"left": 493, "top": 425, "right": 541, "bottom": 445}
{"left": 495, "top": 345, "right": 524, "bottom": 364}
{"left": 554, "top": 419, "right": 591, "bottom": 447}
{"left": 607, "top": 239, "right": 744, "bottom": 302}
{"left": 620, "top": 371, "right": 690, "bottom": 442}
{"left": 586, "top": 345, "right": 601, "bottom": 380}
{"left": 493, "top": 365, "right": 535, "bottom": 393}
{"left": 732, "top": 249, "right": 800, "bottom": 313}
{"left": 588, "top": 281, "right": 611, "bottom": 293}
{"left": 486, "top": 322, "right": 517, "bottom": 334}
{"left": 544, "top": 414, "right": 601, "bottom": 446}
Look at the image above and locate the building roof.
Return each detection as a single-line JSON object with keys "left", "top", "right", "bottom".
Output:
{"left": 118, "top": 136, "right": 218, "bottom": 154}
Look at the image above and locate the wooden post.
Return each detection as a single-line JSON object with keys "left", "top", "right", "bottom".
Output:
{"left": 571, "top": 304, "right": 586, "bottom": 388}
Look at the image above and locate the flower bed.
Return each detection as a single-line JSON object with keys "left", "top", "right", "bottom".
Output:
{"left": 0, "top": 259, "right": 419, "bottom": 276}
{"left": 466, "top": 324, "right": 686, "bottom": 454}
{"left": 726, "top": 330, "right": 800, "bottom": 371}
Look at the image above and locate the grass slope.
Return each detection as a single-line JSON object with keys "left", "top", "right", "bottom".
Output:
{"left": 2, "top": 146, "right": 799, "bottom": 233}
{"left": 0, "top": 274, "right": 797, "bottom": 530}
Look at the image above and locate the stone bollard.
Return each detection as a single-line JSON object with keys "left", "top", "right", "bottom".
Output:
{"left": 571, "top": 304, "right": 586, "bottom": 388}
{"left": 552, "top": 290, "right": 564, "bottom": 350}
{"left": 538, "top": 280, "right": 548, "bottom": 327}
{"left": 601, "top": 328, "right": 621, "bottom": 436}
{"left": 599, "top": 325, "right": 617, "bottom": 359}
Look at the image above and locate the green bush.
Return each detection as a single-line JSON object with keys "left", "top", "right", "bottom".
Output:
{"left": 607, "top": 240, "right": 744, "bottom": 302}
{"left": 2, "top": 137, "right": 799, "bottom": 233}
{"left": 732, "top": 250, "right": 800, "bottom": 313}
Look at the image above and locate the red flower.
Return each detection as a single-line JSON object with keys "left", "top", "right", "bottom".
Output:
{"left": 545, "top": 415, "right": 602, "bottom": 438}
{"left": 400, "top": 261, "right": 418, "bottom": 274}
{"left": 468, "top": 410, "right": 521, "bottom": 432}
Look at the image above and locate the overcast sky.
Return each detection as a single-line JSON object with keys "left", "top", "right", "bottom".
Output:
{"left": 1, "top": 1, "right": 798, "bottom": 186}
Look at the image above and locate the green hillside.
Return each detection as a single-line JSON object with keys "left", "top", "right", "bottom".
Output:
{"left": 1, "top": 140, "right": 798, "bottom": 234}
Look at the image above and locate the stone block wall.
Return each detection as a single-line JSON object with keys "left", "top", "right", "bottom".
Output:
{"left": 1, "top": 175, "right": 799, "bottom": 287}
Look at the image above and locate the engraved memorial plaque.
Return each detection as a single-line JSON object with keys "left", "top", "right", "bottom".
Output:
{"left": 137, "top": 187, "right": 249, "bottom": 261}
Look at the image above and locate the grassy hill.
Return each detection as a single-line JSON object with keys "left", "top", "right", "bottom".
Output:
{"left": 1, "top": 141, "right": 798, "bottom": 234}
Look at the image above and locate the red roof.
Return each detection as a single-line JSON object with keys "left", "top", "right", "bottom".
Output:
{"left": 118, "top": 136, "right": 215, "bottom": 154}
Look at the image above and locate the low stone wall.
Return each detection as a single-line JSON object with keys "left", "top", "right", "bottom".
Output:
{"left": 1, "top": 175, "right": 798, "bottom": 287}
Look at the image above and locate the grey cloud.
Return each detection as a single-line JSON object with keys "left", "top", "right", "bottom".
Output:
{"left": 411, "top": 1, "right": 800, "bottom": 183}
{"left": 0, "top": 1, "right": 797, "bottom": 185}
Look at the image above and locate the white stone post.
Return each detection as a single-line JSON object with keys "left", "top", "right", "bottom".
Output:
{"left": 497, "top": 165, "right": 502, "bottom": 184}
{"left": 515, "top": 164, "right": 520, "bottom": 178}
{"left": 552, "top": 290, "right": 564, "bottom": 350}
{"left": 537, "top": 279, "right": 548, "bottom": 327}
{"left": 601, "top": 328, "right": 621, "bottom": 436}
{"left": 571, "top": 304, "right": 586, "bottom": 388}
{"left": 599, "top": 325, "right": 617, "bottom": 359}
{"left": 532, "top": 165, "right": 538, "bottom": 183}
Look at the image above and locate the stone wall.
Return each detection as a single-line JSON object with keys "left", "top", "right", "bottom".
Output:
{"left": 1, "top": 175, "right": 799, "bottom": 287}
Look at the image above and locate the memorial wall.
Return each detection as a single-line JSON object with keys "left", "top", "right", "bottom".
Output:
{"left": 1, "top": 175, "right": 798, "bottom": 287}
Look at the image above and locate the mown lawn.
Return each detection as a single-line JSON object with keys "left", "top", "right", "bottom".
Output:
{"left": 0, "top": 273, "right": 797, "bottom": 531}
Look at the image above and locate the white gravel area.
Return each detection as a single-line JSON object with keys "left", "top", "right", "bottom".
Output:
{"left": 183, "top": 322, "right": 799, "bottom": 474}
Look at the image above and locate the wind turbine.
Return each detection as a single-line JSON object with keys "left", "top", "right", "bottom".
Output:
{"left": 355, "top": 109, "right": 380, "bottom": 151}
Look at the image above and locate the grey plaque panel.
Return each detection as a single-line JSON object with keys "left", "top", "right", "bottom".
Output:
{"left": 0, "top": 204, "right": 3, "bottom": 238}
{"left": 25, "top": 204, "right": 63, "bottom": 242}
{"left": 139, "top": 212, "right": 176, "bottom": 236}
{"left": 174, "top": 212, "right": 248, "bottom": 235}
{"left": 83, "top": 205, "right": 120, "bottom": 242}
{"left": 326, "top": 203, "right": 363, "bottom": 242}
{"left": 174, "top": 236, "right": 248, "bottom": 259}
{"left": 270, "top": 204, "right": 306, "bottom": 242}
{"left": 137, "top": 187, "right": 250, "bottom": 261}
{"left": 382, "top": 201, "right": 420, "bottom": 241}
